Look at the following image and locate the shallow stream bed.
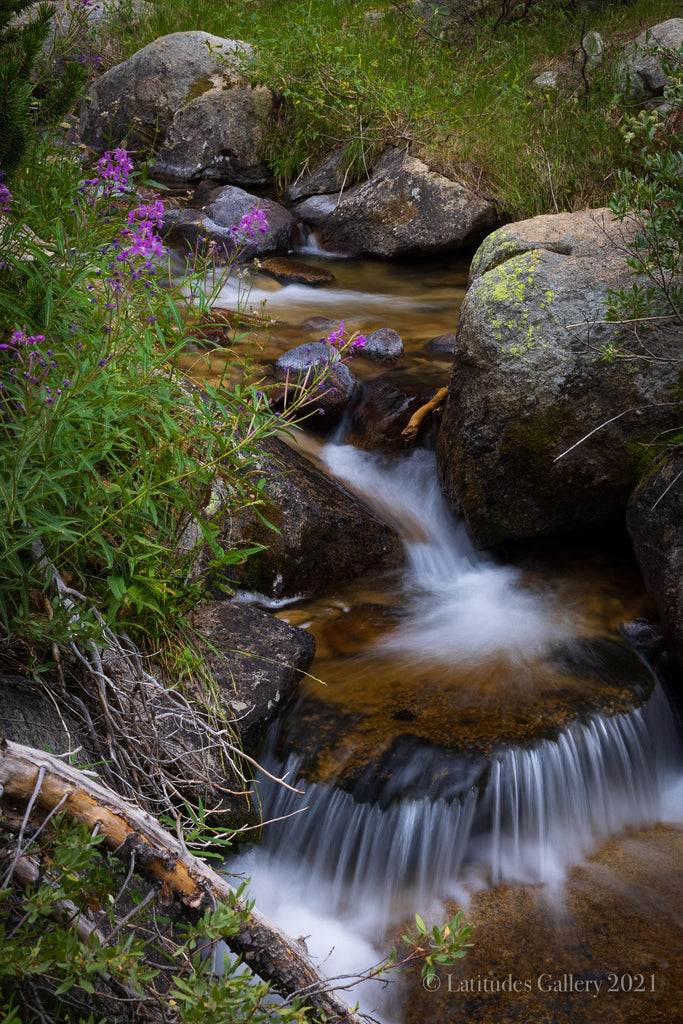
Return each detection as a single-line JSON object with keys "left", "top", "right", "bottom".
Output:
{"left": 211, "top": 250, "right": 683, "bottom": 1024}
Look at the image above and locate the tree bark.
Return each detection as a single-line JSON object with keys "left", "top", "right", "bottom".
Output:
{"left": 0, "top": 734, "right": 362, "bottom": 1024}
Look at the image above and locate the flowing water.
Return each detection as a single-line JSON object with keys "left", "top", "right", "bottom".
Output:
{"left": 216, "top": 253, "right": 683, "bottom": 1023}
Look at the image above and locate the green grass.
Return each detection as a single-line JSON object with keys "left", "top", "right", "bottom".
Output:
{"left": 105, "top": 0, "right": 682, "bottom": 220}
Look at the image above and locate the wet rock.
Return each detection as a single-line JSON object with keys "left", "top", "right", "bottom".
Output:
{"left": 323, "top": 602, "right": 403, "bottom": 656}
{"left": 208, "top": 436, "right": 404, "bottom": 600}
{"left": 189, "top": 600, "right": 316, "bottom": 751}
{"left": 627, "top": 446, "right": 683, "bottom": 668}
{"left": 291, "top": 147, "right": 498, "bottom": 258}
{"left": 301, "top": 315, "right": 340, "bottom": 333}
{"left": 79, "top": 32, "right": 274, "bottom": 185}
{"left": 259, "top": 257, "right": 335, "bottom": 287}
{"left": 425, "top": 332, "right": 457, "bottom": 354}
{"left": 436, "top": 209, "right": 683, "bottom": 547}
{"left": 344, "top": 377, "right": 438, "bottom": 451}
{"left": 619, "top": 18, "right": 683, "bottom": 100}
{"left": 273, "top": 341, "right": 358, "bottom": 423}
{"left": 162, "top": 186, "right": 296, "bottom": 260}
{"left": 358, "top": 327, "right": 404, "bottom": 365}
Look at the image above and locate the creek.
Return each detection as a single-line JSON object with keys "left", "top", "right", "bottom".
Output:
{"left": 214, "top": 252, "right": 683, "bottom": 1024}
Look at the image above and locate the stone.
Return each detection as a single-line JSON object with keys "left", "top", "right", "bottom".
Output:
{"left": 79, "top": 31, "right": 274, "bottom": 185}
{"left": 282, "top": 149, "right": 349, "bottom": 204}
{"left": 627, "top": 446, "right": 683, "bottom": 668}
{"left": 344, "top": 377, "right": 438, "bottom": 451}
{"left": 291, "top": 147, "right": 498, "bottom": 258}
{"left": 189, "top": 600, "right": 316, "bottom": 751}
{"left": 0, "top": 673, "right": 91, "bottom": 762}
{"left": 358, "top": 327, "right": 404, "bottom": 365}
{"left": 532, "top": 71, "right": 559, "bottom": 89}
{"left": 619, "top": 18, "right": 683, "bottom": 100}
{"left": 161, "top": 186, "right": 296, "bottom": 261}
{"left": 208, "top": 435, "right": 404, "bottom": 600}
{"left": 435, "top": 209, "right": 683, "bottom": 547}
{"left": 273, "top": 341, "right": 358, "bottom": 422}
{"left": 425, "top": 332, "right": 458, "bottom": 354}
{"left": 259, "top": 257, "right": 335, "bottom": 287}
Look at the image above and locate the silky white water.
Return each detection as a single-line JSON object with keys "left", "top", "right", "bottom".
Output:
{"left": 224, "top": 441, "right": 683, "bottom": 1018}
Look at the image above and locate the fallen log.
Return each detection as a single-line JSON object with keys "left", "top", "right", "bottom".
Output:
{"left": 401, "top": 386, "right": 448, "bottom": 442}
{"left": 0, "top": 734, "right": 363, "bottom": 1024}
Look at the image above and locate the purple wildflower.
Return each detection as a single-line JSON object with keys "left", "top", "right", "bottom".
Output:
{"left": 231, "top": 206, "right": 269, "bottom": 239}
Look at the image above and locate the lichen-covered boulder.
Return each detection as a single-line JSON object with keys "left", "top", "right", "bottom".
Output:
{"left": 79, "top": 31, "right": 274, "bottom": 185}
{"left": 208, "top": 436, "right": 404, "bottom": 599}
{"left": 436, "top": 210, "right": 683, "bottom": 548}
{"left": 627, "top": 448, "right": 683, "bottom": 668}
{"left": 291, "top": 148, "right": 498, "bottom": 258}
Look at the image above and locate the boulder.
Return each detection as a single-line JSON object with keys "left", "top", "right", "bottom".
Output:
{"left": 189, "top": 600, "right": 316, "bottom": 751}
{"left": 627, "top": 447, "right": 683, "bottom": 668}
{"left": 209, "top": 435, "right": 404, "bottom": 599}
{"left": 619, "top": 18, "right": 683, "bottom": 100}
{"left": 162, "top": 185, "right": 296, "bottom": 260}
{"left": 436, "top": 209, "right": 683, "bottom": 548}
{"left": 291, "top": 148, "right": 498, "bottom": 258}
{"left": 79, "top": 31, "right": 274, "bottom": 185}
{"left": 0, "top": 673, "right": 91, "bottom": 763}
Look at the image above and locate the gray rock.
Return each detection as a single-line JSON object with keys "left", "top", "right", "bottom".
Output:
{"left": 532, "top": 71, "right": 559, "bottom": 89}
{"left": 436, "top": 210, "right": 683, "bottom": 547}
{"left": 359, "top": 327, "right": 404, "bottom": 365}
{"left": 344, "top": 377, "right": 439, "bottom": 451}
{"left": 283, "top": 149, "right": 349, "bottom": 203}
{"left": 209, "top": 436, "right": 403, "bottom": 599}
{"left": 189, "top": 600, "right": 316, "bottom": 750}
{"left": 627, "top": 447, "right": 683, "bottom": 668}
{"left": 79, "top": 31, "right": 274, "bottom": 185}
{"left": 162, "top": 186, "right": 296, "bottom": 260}
{"left": 273, "top": 341, "right": 358, "bottom": 421}
{"left": 619, "top": 18, "right": 683, "bottom": 100}
{"left": 292, "top": 148, "right": 498, "bottom": 258}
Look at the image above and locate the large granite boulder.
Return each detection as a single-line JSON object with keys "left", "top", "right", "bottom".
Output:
{"left": 627, "top": 447, "right": 683, "bottom": 668}
{"left": 209, "top": 436, "right": 404, "bottom": 599}
{"left": 619, "top": 18, "right": 683, "bottom": 101}
{"left": 291, "top": 148, "right": 498, "bottom": 258}
{"left": 436, "top": 209, "right": 683, "bottom": 548}
{"left": 79, "top": 31, "right": 273, "bottom": 186}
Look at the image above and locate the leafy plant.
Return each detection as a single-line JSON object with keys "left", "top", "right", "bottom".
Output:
{"left": 605, "top": 44, "right": 683, "bottom": 336}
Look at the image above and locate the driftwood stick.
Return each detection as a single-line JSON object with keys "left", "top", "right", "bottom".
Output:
{"left": 401, "top": 386, "right": 448, "bottom": 441}
{"left": 0, "top": 736, "right": 362, "bottom": 1024}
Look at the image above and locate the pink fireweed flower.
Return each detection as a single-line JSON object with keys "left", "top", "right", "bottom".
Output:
{"left": 0, "top": 331, "right": 71, "bottom": 407}
{"left": 0, "top": 162, "right": 10, "bottom": 213}
{"left": 231, "top": 206, "right": 268, "bottom": 239}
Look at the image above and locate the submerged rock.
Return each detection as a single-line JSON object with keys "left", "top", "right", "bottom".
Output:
{"left": 259, "top": 257, "right": 335, "bottom": 287}
{"left": 436, "top": 209, "right": 683, "bottom": 547}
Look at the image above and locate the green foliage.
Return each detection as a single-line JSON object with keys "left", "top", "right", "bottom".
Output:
{"left": 605, "top": 46, "right": 683, "bottom": 336}
{"left": 401, "top": 909, "right": 474, "bottom": 984}
{"left": 0, "top": 139, "right": 295, "bottom": 658}
{"left": 126, "top": 0, "right": 682, "bottom": 217}
{"left": 0, "top": 815, "right": 306, "bottom": 1024}
{"left": 0, "top": 0, "right": 89, "bottom": 177}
